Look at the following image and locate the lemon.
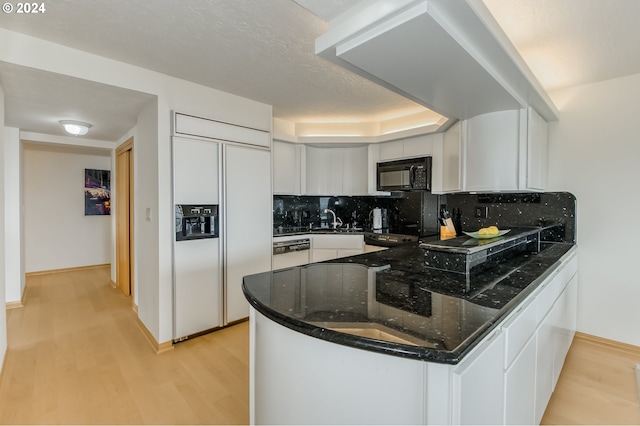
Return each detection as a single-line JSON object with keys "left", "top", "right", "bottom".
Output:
{"left": 487, "top": 226, "right": 499, "bottom": 235}
{"left": 478, "top": 227, "right": 489, "bottom": 236}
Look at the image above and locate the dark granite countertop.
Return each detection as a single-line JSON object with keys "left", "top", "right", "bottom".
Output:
{"left": 243, "top": 241, "right": 576, "bottom": 364}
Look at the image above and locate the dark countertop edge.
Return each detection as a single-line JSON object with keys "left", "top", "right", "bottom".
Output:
{"left": 244, "top": 243, "right": 577, "bottom": 365}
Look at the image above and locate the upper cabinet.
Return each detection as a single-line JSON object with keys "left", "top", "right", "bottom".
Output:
{"left": 305, "top": 146, "right": 368, "bottom": 196}
{"left": 273, "top": 140, "right": 304, "bottom": 195}
{"left": 431, "top": 121, "right": 462, "bottom": 193}
{"left": 463, "top": 109, "right": 524, "bottom": 192}
{"left": 526, "top": 108, "right": 549, "bottom": 191}
{"left": 273, "top": 142, "right": 368, "bottom": 196}
{"left": 315, "top": 0, "right": 558, "bottom": 122}
{"left": 378, "top": 134, "right": 434, "bottom": 162}
{"left": 431, "top": 108, "right": 548, "bottom": 194}
{"left": 463, "top": 108, "right": 548, "bottom": 192}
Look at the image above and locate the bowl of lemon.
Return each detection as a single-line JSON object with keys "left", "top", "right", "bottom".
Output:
{"left": 463, "top": 226, "right": 510, "bottom": 239}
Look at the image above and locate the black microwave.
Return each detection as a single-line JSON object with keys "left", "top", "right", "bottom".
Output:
{"left": 377, "top": 157, "right": 432, "bottom": 191}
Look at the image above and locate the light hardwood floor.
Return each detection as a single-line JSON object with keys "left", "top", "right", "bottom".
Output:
{"left": 1, "top": 266, "right": 639, "bottom": 425}
{"left": 542, "top": 333, "right": 640, "bottom": 425}
{"left": 0, "top": 266, "right": 249, "bottom": 425}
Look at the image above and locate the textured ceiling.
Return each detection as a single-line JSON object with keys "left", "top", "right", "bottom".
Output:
{"left": 1, "top": 0, "right": 640, "bottom": 141}
{"left": 0, "top": 0, "right": 425, "bottom": 128}
{"left": 0, "top": 62, "right": 154, "bottom": 141}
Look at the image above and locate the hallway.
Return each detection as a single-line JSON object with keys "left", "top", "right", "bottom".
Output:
{"left": 0, "top": 266, "right": 249, "bottom": 424}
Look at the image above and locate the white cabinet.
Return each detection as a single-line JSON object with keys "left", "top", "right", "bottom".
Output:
{"left": 452, "top": 330, "right": 505, "bottom": 425}
{"left": 462, "top": 108, "right": 548, "bottom": 192}
{"left": 432, "top": 122, "right": 461, "bottom": 193}
{"left": 173, "top": 137, "right": 219, "bottom": 204}
{"left": 526, "top": 108, "right": 549, "bottom": 191}
{"left": 496, "top": 251, "right": 577, "bottom": 425}
{"left": 378, "top": 135, "right": 434, "bottom": 162}
{"left": 431, "top": 108, "right": 549, "bottom": 194}
{"left": 463, "top": 109, "right": 524, "bottom": 192}
{"left": 273, "top": 140, "right": 304, "bottom": 195}
{"left": 552, "top": 274, "right": 578, "bottom": 386}
{"left": 378, "top": 140, "right": 404, "bottom": 161}
{"left": 225, "top": 145, "right": 273, "bottom": 324}
{"left": 501, "top": 296, "right": 538, "bottom": 426}
{"left": 305, "top": 146, "right": 367, "bottom": 195}
{"left": 504, "top": 334, "right": 537, "bottom": 425}
{"left": 174, "top": 112, "right": 270, "bottom": 148}
{"left": 306, "top": 146, "right": 332, "bottom": 195}
{"left": 367, "top": 144, "right": 391, "bottom": 195}
{"left": 535, "top": 299, "right": 558, "bottom": 423}
{"left": 343, "top": 146, "right": 368, "bottom": 195}
{"left": 310, "top": 234, "right": 364, "bottom": 263}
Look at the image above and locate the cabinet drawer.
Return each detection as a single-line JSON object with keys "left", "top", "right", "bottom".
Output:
{"left": 555, "top": 254, "right": 578, "bottom": 291}
{"left": 502, "top": 298, "right": 537, "bottom": 369}
{"left": 536, "top": 254, "right": 577, "bottom": 323}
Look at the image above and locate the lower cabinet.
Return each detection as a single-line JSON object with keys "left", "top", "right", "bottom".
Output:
{"left": 310, "top": 235, "right": 364, "bottom": 262}
{"left": 452, "top": 330, "right": 505, "bottom": 425}
{"left": 454, "top": 249, "right": 577, "bottom": 425}
{"left": 504, "top": 334, "right": 537, "bottom": 425}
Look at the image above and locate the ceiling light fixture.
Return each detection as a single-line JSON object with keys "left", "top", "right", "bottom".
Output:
{"left": 59, "top": 120, "right": 92, "bottom": 136}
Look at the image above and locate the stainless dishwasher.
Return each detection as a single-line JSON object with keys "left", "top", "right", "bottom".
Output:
{"left": 272, "top": 238, "right": 311, "bottom": 269}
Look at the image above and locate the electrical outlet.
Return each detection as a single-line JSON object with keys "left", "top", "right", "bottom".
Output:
{"left": 474, "top": 206, "right": 489, "bottom": 218}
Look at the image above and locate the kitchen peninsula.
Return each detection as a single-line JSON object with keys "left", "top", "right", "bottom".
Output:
{"left": 244, "top": 223, "right": 577, "bottom": 424}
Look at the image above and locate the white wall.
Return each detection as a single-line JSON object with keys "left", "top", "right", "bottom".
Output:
{"left": 0, "top": 28, "right": 272, "bottom": 344}
{"left": 4, "top": 127, "right": 23, "bottom": 302}
{"left": 548, "top": 73, "right": 640, "bottom": 347}
{"left": 23, "top": 145, "right": 112, "bottom": 272}
{"left": 1, "top": 85, "right": 8, "bottom": 369}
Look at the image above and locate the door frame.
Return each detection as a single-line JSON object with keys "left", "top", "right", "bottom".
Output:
{"left": 115, "top": 137, "right": 134, "bottom": 302}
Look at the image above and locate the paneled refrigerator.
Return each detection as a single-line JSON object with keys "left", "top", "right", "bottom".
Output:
{"left": 172, "top": 136, "right": 272, "bottom": 340}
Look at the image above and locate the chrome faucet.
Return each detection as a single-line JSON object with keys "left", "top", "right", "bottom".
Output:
{"left": 324, "top": 208, "right": 342, "bottom": 229}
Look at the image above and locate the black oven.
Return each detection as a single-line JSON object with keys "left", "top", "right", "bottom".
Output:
{"left": 175, "top": 204, "right": 219, "bottom": 241}
{"left": 377, "top": 156, "right": 432, "bottom": 191}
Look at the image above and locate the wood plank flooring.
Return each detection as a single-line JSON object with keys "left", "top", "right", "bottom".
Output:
{"left": 1, "top": 266, "right": 639, "bottom": 424}
{"left": 0, "top": 266, "right": 249, "bottom": 425}
{"left": 542, "top": 333, "right": 640, "bottom": 425}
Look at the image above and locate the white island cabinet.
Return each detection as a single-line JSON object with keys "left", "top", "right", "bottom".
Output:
{"left": 249, "top": 248, "right": 577, "bottom": 425}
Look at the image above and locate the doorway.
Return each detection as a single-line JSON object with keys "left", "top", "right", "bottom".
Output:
{"left": 116, "top": 137, "right": 134, "bottom": 299}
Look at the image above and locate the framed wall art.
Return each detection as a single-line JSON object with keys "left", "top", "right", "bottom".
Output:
{"left": 84, "top": 168, "right": 111, "bottom": 215}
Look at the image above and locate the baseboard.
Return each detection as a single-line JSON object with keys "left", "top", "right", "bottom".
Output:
{"left": 110, "top": 280, "right": 117, "bottom": 288}
{"left": 5, "top": 280, "right": 29, "bottom": 310}
{"left": 135, "top": 316, "right": 173, "bottom": 354}
{"left": 575, "top": 332, "right": 640, "bottom": 356}
{"left": 26, "top": 263, "right": 110, "bottom": 277}
{"left": 0, "top": 347, "right": 8, "bottom": 385}
{"left": 132, "top": 303, "right": 139, "bottom": 314}
{"left": 5, "top": 301, "right": 23, "bottom": 310}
